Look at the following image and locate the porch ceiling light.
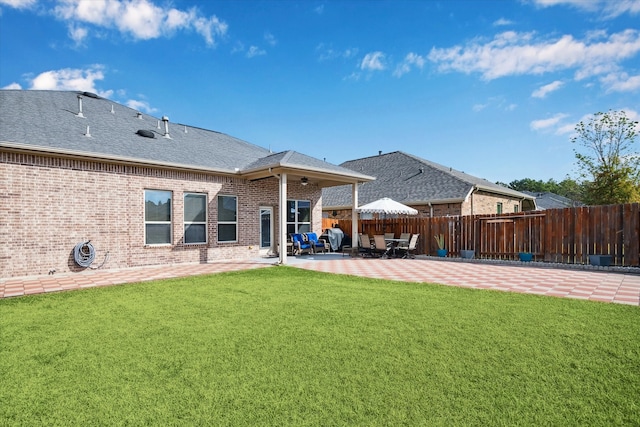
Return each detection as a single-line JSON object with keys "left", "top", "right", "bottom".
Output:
{"left": 301, "top": 177, "right": 308, "bottom": 186}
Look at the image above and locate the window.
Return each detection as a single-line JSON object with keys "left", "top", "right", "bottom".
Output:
{"left": 497, "top": 202, "right": 503, "bottom": 214}
{"left": 217, "top": 195, "right": 237, "bottom": 242}
{"left": 184, "top": 193, "right": 207, "bottom": 244}
{"left": 287, "top": 200, "right": 311, "bottom": 234}
{"left": 514, "top": 204, "right": 519, "bottom": 213}
{"left": 145, "top": 190, "right": 172, "bottom": 245}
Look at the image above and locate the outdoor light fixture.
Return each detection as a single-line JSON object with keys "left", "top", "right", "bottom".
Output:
{"left": 301, "top": 177, "right": 308, "bottom": 186}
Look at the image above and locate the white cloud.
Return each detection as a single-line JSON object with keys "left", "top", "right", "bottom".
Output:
{"left": 126, "top": 99, "right": 157, "bottom": 114}
{"left": 0, "top": 0, "right": 36, "bottom": 9}
{"left": 428, "top": 30, "right": 640, "bottom": 86}
{"left": 2, "top": 82, "right": 22, "bottom": 89}
{"left": 26, "top": 66, "right": 113, "bottom": 98}
{"left": 68, "top": 23, "right": 88, "bottom": 45}
{"left": 316, "top": 43, "right": 358, "bottom": 61}
{"left": 393, "top": 52, "right": 426, "bottom": 77}
{"left": 53, "top": 0, "right": 227, "bottom": 46}
{"left": 247, "top": 46, "right": 266, "bottom": 58}
{"left": 314, "top": 4, "right": 324, "bottom": 14}
{"left": 600, "top": 72, "right": 640, "bottom": 92}
{"left": 264, "top": 32, "right": 277, "bottom": 46}
{"left": 493, "top": 18, "right": 513, "bottom": 26}
{"left": 530, "top": 113, "right": 569, "bottom": 131}
{"left": 472, "top": 103, "right": 487, "bottom": 112}
{"left": 530, "top": 0, "right": 640, "bottom": 18}
{"left": 360, "top": 51, "right": 386, "bottom": 71}
{"left": 532, "top": 80, "right": 564, "bottom": 98}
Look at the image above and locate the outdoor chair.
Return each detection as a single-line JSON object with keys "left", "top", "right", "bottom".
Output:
{"left": 384, "top": 232, "right": 395, "bottom": 240}
{"left": 358, "top": 233, "right": 374, "bottom": 257}
{"left": 305, "top": 232, "right": 327, "bottom": 254}
{"left": 396, "top": 233, "right": 411, "bottom": 250}
{"left": 398, "top": 234, "right": 419, "bottom": 259}
{"left": 372, "top": 234, "right": 391, "bottom": 258}
{"left": 291, "top": 233, "right": 312, "bottom": 255}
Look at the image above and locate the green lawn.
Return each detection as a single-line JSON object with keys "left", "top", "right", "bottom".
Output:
{"left": 1, "top": 267, "right": 638, "bottom": 426}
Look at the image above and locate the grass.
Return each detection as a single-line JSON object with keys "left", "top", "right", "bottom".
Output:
{"left": 1, "top": 267, "right": 639, "bottom": 426}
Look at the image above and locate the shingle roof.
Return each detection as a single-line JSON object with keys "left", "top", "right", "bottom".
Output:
{"left": 322, "top": 151, "right": 534, "bottom": 207}
{"left": 0, "top": 90, "right": 371, "bottom": 183}
{"left": 522, "top": 191, "right": 584, "bottom": 210}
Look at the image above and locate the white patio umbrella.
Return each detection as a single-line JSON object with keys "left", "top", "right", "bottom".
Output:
{"left": 356, "top": 197, "right": 418, "bottom": 233}
{"left": 356, "top": 197, "right": 418, "bottom": 215}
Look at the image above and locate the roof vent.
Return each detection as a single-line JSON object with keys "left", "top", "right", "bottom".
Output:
{"left": 84, "top": 125, "right": 91, "bottom": 137}
{"left": 161, "top": 116, "right": 171, "bottom": 139}
{"left": 110, "top": 105, "right": 115, "bottom": 114}
{"left": 184, "top": 125, "right": 188, "bottom": 134}
{"left": 136, "top": 112, "right": 143, "bottom": 119}
{"left": 82, "top": 91, "right": 99, "bottom": 99}
{"left": 76, "top": 95, "right": 85, "bottom": 118}
{"left": 136, "top": 129, "right": 155, "bottom": 139}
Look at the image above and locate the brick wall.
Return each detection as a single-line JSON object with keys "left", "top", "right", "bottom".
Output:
{"left": 1, "top": 152, "right": 322, "bottom": 278}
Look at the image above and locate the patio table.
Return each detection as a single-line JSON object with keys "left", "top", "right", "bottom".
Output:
{"left": 385, "top": 238, "right": 408, "bottom": 257}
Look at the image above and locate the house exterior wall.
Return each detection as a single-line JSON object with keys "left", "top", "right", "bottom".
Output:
{"left": 1, "top": 152, "right": 322, "bottom": 278}
{"left": 465, "top": 191, "right": 523, "bottom": 216}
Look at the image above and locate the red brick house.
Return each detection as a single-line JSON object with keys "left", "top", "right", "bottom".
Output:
{"left": 0, "top": 90, "right": 373, "bottom": 278}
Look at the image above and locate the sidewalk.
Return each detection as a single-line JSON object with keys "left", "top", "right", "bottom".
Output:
{"left": 1, "top": 255, "right": 639, "bottom": 305}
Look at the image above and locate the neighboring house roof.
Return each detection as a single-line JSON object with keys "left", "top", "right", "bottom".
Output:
{"left": 322, "top": 151, "right": 535, "bottom": 208}
{"left": 522, "top": 191, "right": 584, "bottom": 210}
{"left": 0, "top": 90, "right": 373, "bottom": 186}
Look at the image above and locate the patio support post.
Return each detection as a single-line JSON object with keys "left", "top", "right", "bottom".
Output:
{"left": 279, "top": 173, "right": 288, "bottom": 265}
{"left": 352, "top": 182, "right": 359, "bottom": 249}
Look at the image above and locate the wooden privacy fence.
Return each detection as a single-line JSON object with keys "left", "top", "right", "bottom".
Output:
{"left": 322, "top": 203, "right": 640, "bottom": 267}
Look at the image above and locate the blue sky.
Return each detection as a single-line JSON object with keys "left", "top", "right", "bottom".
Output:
{"left": 1, "top": 0, "right": 639, "bottom": 184}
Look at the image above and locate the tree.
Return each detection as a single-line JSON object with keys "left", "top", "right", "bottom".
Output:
{"left": 571, "top": 110, "right": 640, "bottom": 205}
{"left": 496, "top": 177, "right": 586, "bottom": 201}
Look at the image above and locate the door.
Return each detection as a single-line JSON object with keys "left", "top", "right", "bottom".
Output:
{"left": 259, "top": 206, "right": 274, "bottom": 254}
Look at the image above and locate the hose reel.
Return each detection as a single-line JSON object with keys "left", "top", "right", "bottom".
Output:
{"left": 73, "top": 241, "right": 96, "bottom": 268}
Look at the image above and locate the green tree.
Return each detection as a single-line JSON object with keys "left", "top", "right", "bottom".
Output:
{"left": 571, "top": 110, "right": 640, "bottom": 205}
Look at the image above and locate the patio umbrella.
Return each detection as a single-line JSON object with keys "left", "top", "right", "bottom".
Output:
{"left": 356, "top": 197, "right": 418, "bottom": 215}
{"left": 356, "top": 197, "right": 418, "bottom": 233}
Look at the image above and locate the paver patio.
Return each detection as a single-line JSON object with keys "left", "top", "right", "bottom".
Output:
{"left": 1, "top": 255, "right": 639, "bottom": 305}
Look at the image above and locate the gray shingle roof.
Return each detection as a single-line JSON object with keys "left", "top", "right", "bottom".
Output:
{"left": 322, "top": 151, "right": 534, "bottom": 207}
{"left": 0, "top": 90, "right": 372, "bottom": 183}
{"left": 522, "top": 191, "right": 584, "bottom": 210}
{"left": 0, "top": 90, "right": 271, "bottom": 172}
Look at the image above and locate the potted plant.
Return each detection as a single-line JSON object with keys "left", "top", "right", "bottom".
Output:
{"left": 460, "top": 249, "right": 475, "bottom": 259}
{"left": 588, "top": 254, "right": 613, "bottom": 266}
{"left": 518, "top": 252, "right": 533, "bottom": 262}
{"left": 434, "top": 234, "right": 447, "bottom": 257}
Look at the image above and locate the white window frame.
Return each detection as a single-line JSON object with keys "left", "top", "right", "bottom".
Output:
{"left": 144, "top": 189, "right": 172, "bottom": 245}
{"left": 217, "top": 194, "right": 238, "bottom": 243}
{"left": 287, "top": 199, "right": 311, "bottom": 234}
{"left": 184, "top": 193, "right": 208, "bottom": 245}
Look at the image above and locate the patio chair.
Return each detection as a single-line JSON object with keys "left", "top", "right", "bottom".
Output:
{"left": 372, "top": 234, "right": 391, "bottom": 258}
{"left": 397, "top": 234, "right": 419, "bottom": 259}
{"left": 358, "top": 233, "right": 374, "bottom": 257}
{"left": 291, "top": 233, "right": 312, "bottom": 255}
{"left": 305, "top": 232, "right": 327, "bottom": 254}
{"left": 384, "top": 232, "right": 395, "bottom": 240}
{"left": 396, "top": 233, "right": 411, "bottom": 251}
